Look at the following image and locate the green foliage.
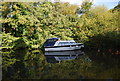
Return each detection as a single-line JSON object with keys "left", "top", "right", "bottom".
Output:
{"left": 13, "top": 38, "right": 29, "bottom": 50}
{"left": 44, "top": 55, "right": 92, "bottom": 79}
{"left": 1, "top": 2, "right": 119, "bottom": 79}
{"left": 113, "top": 4, "right": 120, "bottom": 12}
{"left": 2, "top": 49, "right": 48, "bottom": 79}
{"left": 2, "top": 2, "right": 118, "bottom": 50}
{"left": 75, "top": 5, "right": 119, "bottom": 49}
{"left": 76, "top": 0, "right": 93, "bottom": 14}
{"left": 1, "top": 32, "right": 19, "bottom": 49}
{"left": 2, "top": 50, "right": 17, "bottom": 70}
{"left": 1, "top": 2, "right": 80, "bottom": 49}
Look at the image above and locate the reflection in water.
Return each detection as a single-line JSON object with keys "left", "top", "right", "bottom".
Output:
{"left": 2, "top": 49, "right": 120, "bottom": 79}
{"left": 45, "top": 50, "right": 85, "bottom": 63}
{"left": 45, "top": 50, "right": 84, "bottom": 56}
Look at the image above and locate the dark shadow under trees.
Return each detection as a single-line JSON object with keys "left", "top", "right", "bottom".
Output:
{"left": 84, "top": 31, "right": 120, "bottom": 54}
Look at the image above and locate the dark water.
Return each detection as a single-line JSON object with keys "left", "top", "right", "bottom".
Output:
{"left": 2, "top": 49, "right": 120, "bottom": 79}
{"left": 45, "top": 50, "right": 85, "bottom": 63}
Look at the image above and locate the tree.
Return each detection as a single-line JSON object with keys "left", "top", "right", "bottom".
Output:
{"left": 76, "top": 0, "right": 93, "bottom": 14}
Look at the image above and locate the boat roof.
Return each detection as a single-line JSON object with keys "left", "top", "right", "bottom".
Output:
{"left": 57, "top": 40, "right": 75, "bottom": 42}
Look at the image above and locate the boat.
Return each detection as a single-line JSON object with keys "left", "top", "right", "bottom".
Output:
{"left": 44, "top": 38, "right": 84, "bottom": 52}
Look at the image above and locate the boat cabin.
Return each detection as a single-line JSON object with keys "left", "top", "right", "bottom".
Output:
{"left": 44, "top": 38, "right": 59, "bottom": 47}
{"left": 44, "top": 38, "right": 84, "bottom": 51}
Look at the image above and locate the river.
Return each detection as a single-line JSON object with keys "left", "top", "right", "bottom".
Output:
{"left": 2, "top": 49, "right": 120, "bottom": 79}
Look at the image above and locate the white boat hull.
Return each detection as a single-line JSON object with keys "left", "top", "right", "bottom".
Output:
{"left": 45, "top": 45, "right": 84, "bottom": 52}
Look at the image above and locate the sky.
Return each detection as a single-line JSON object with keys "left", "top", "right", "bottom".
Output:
{"left": 57, "top": 0, "right": 120, "bottom": 9}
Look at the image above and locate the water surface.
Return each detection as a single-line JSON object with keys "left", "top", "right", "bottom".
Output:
{"left": 2, "top": 49, "right": 120, "bottom": 79}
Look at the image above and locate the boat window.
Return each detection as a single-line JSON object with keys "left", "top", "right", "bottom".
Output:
{"left": 58, "top": 42, "right": 71, "bottom": 46}
{"left": 70, "top": 42, "right": 76, "bottom": 44}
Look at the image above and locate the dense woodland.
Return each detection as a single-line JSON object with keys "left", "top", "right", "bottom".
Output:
{"left": 0, "top": 0, "right": 120, "bottom": 79}
{"left": 1, "top": 1, "right": 119, "bottom": 50}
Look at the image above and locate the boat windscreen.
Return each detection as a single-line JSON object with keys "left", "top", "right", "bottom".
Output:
{"left": 44, "top": 39, "right": 57, "bottom": 47}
